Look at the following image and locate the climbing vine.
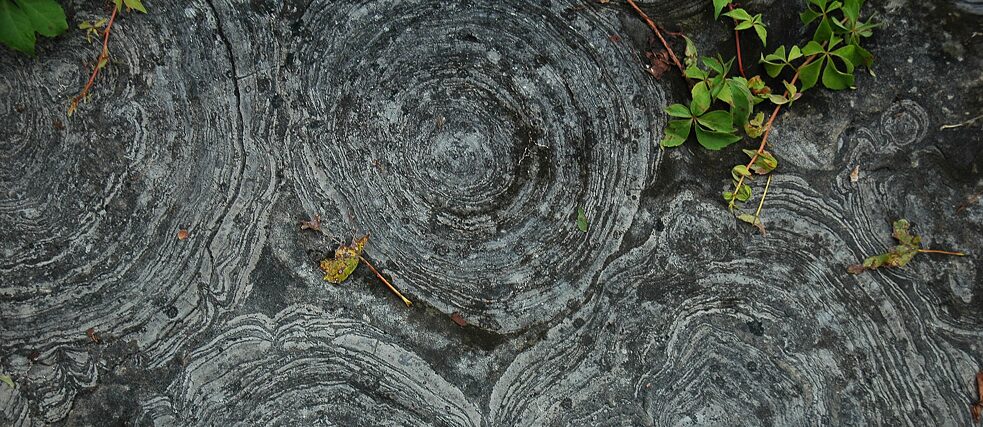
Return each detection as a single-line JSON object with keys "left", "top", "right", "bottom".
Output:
{"left": 68, "top": 0, "right": 146, "bottom": 116}
{"left": 628, "top": 0, "right": 878, "bottom": 232}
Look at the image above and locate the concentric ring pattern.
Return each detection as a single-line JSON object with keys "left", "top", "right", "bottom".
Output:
{"left": 284, "top": 0, "right": 663, "bottom": 332}
{"left": 138, "top": 304, "right": 481, "bottom": 426}
{"left": 0, "top": 1, "right": 276, "bottom": 421}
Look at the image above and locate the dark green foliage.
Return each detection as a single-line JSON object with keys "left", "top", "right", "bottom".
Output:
{"left": 0, "top": 0, "right": 66, "bottom": 55}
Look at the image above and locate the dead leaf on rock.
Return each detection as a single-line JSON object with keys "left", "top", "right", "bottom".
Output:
{"left": 846, "top": 264, "right": 866, "bottom": 275}
{"left": 973, "top": 370, "right": 983, "bottom": 423}
{"left": 300, "top": 214, "right": 321, "bottom": 232}
{"left": 646, "top": 50, "right": 671, "bottom": 79}
{"left": 450, "top": 312, "right": 468, "bottom": 327}
{"left": 849, "top": 165, "right": 860, "bottom": 183}
{"left": 319, "top": 235, "right": 413, "bottom": 307}
{"left": 177, "top": 229, "right": 189, "bottom": 240}
{"left": 86, "top": 327, "right": 101, "bottom": 344}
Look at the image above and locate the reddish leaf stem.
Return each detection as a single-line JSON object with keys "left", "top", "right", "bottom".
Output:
{"left": 730, "top": 52, "right": 821, "bottom": 207}
{"left": 625, "top": 0, "right": 686, "bottom": 76}
{"left": 357, "top": 255, "right": 412, "bottom": 307}
{"left": 727, "top": 3, "right": 747, "bottom": 78}
{"left": 69, "top": 5, "right": 119, "bottom": 115}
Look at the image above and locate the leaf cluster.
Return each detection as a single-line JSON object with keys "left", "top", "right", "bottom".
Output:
{"left": 722, "top": 7, "right": 767, "bottom": 46}
{"left": 660, "top": 0, "right": 878, "bottom": 225}
{"left": 661, "top": 56, "right": 762, "bottom": 150}
{"left": 762, "top": 0, "right": 876, "bottom": 91}
{"left": 723, "top": 149, "right": 776, "bottom": 204}
{"left": 0, "top": 0, "right": 66, "bottom": 55}
{"left": 848, "top": 220, "right": 927, "bottom": 273}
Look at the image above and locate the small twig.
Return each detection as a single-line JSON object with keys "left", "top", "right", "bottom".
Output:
{"left": 956, "top": 189, "right": 982, "bottom": 213}
{"left": 727, "top": 3, "right": 747, "bottom": 78}
{"left": 917, "top": 249, "right": 966, "bottom": 256}
{"left": 940, "top": 114, "right": 982, "bottom": 130}
{"left": 69, "top": 5, "right": 119, "bottom": 116}
{"left": 753, "top": 174, "right": 773, "bottom": 220}
{"left": 357, "top": 255, "right": 412, "bottom": 307}
{"left": 625, "top": 0, "right": 687, "bottom": 78}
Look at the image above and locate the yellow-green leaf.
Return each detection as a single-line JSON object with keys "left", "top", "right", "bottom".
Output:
{"left": 319, "top": 235, "right": 368, "bottom": 284}
{"left": 123, "top": 0, "right": 147, "bottom": 13}
{"left": 576, "top": 207, "right": 588, "bottom": 232}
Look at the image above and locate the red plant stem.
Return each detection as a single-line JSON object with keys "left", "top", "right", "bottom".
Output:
{"left": 69, "top": 6, "right": 118, "bottom": 113}
{"left": 357, "top": 255, "right": 413, "bottom": 307}
{"left": 727, "top": 3, "right": 747, "bottom": 78}
{"left": 625, "top": 0, "right": 686, "bottom": 76}
{"left": 731, "top": 52, "right": 821, "bottom": 202}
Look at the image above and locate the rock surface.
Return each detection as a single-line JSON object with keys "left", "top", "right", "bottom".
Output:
{"left": 1, "top": 0, "right": 981, "bottom": 425}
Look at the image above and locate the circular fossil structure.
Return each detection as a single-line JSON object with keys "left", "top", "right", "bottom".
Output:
{"left": 284, "top": 0, "right": 664, "bottom": 333}
{"left": 0, "top": 2, "right": 277, "bottom": 421}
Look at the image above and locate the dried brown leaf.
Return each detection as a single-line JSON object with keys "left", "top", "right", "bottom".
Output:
{"left": 646, "top": 50, "right": 671, "bottom": 79}
{"left": 86, "top": 327, "right": 101, "bottom": 344}
{"left": 450, "top": 312, "right": 468, "bottom": 327}
{"left": 300, "top": 214, "right": 321, "bottom": 232}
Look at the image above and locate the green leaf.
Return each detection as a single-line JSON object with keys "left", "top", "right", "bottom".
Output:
{"left": 690, "top": 82, "right": 712, "bottom": 116}
{"left": 768, "top": 94, "right": 790, "bottom": 105}
{"left": 736, "top": 213, "right": 761, "bottom": 226}
{"left": 762, "top": 60, "right": 784, "bottom": 78}
{"left": 743, "top": 149, "right": 778, "bottom": 174}
{"left": 744, "top": 111, "right": 766, "bottom": 138}
{"left": 684, "top": 64, "right": 708, "bottom": 80}
{"left": 320, "top": 236, "right": 368, "bottom": 284}
{"left": 661, "top": 119, "right": 692, "bottom": 148}
{"left": 788, "top": 45, "right": 803, "bottom": 61}
{"left": 0, "top": 0, "right": 36, "bottom": 55}
{"left": 13, "top": 0, "right": 66, "bottom": 37}
{"left": 734, "top": 19, "right": 754, "bottom": 30}
{"left": 123, "top": 0, "right": 147, "bottom": 13}
{"left": 821, "top": 57, "right": 854, "bottom": 90}
{"left": 0, "top": 374, "right": 13, "bottom": 389}
{"left": 665, "top": 104, "right": 692, "bottom": 118}
{"left": 695, "top": 125, "right": 741, "bottom": 150}
{"left": 703, "top": 56, "right": 724, "bottom": 75}
{"left": 114, "top": 0, "right": 122, "bottom": 11}
{"left": 683, "top": 36, "right": 698, "bottom": 68}
{"left": 731, "top": 164, "right": 752, "bottom": 180}
{"left": 697, "top": 110, "right": 735, "bottom": 133}
{"left": 735, "top": 183, "right": 752, "bottom": 201}
{"left": 753, "top": 23, "right": 767, "bottom": 46}
{"left": 783, "top": 80, "right": 798, "bottom": 98}
{"left": 798, "top": 57, "right": 824, "bottom": 91}
{"left": 842, "top": 0, "right": 861, "bottom": 22}
{"left": 708, "top": 74, "right": 727, "bottom": 100}
{"left": 813, "top": 15, "right": 834, "bottom": 42}
{"left": 832, "top": 44, "right": 873, "bottom": 68}
{"left": 712, "top": 0, "right": 730, "bottom": 19}
{"left": 576, "top": 207, "right": 588, "bottom": 232}
{"left": 723, "top": 7, "right": 752, "bottom": 21}
{"left": 727, "top": 79, "right": 752, "bottom": 128}
{"left": 801, "top": 41, "right": 825, "bottom": 56}
{"left": 891, "top": 219, "right": 913, "bottom": 245}
{"left": 800, "top": 8, "right": 821, "bottom": 25}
